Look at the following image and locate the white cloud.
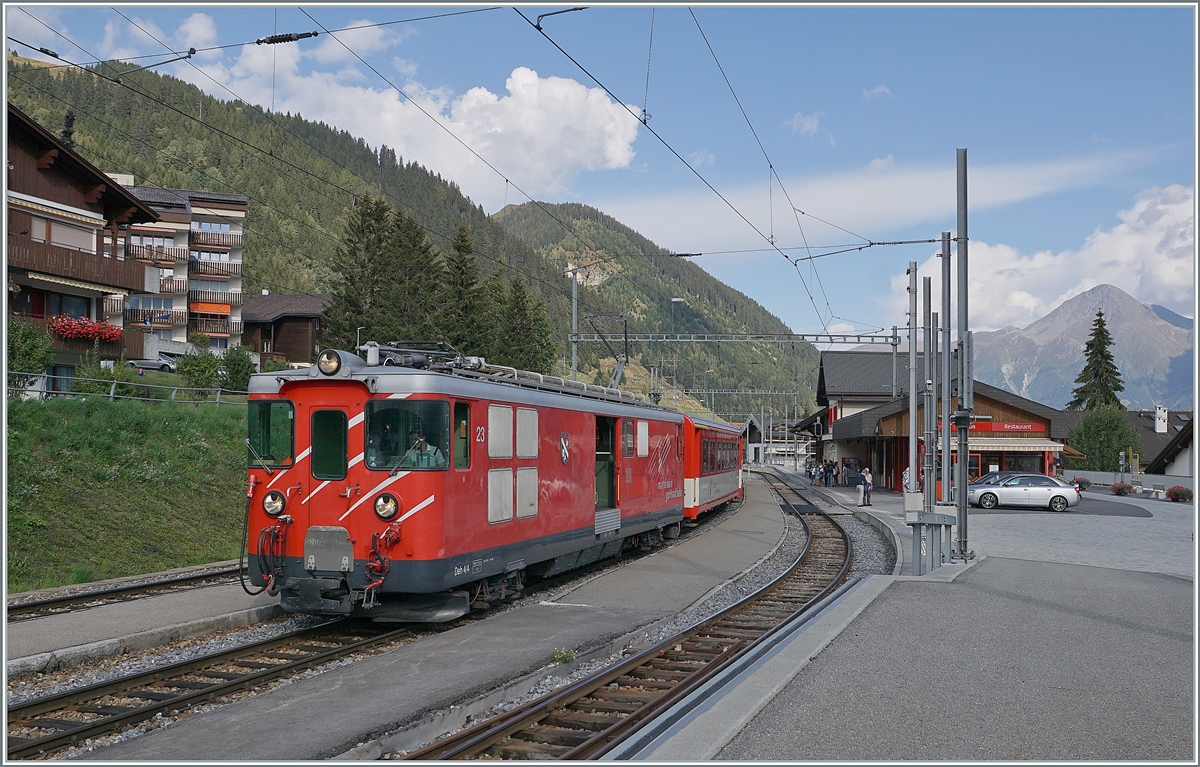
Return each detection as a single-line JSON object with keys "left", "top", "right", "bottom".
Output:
{"left": 689, "top": 149, "right": 715, "bottom": 167}
{"left": 175, "top": 13, "right": 217, "bottom": 55}
{"left": 598, "top": 153, "right": 1144, "bottom": 256}
{"left": 789, "top": 111, "right": 823, "bottom": 136}
{"left": 174, "top": 35, "right": 641, "bottom": 210}
{"left": 311, "top": 20, "right": 396, "bottom": 65}
{"left": 868, "top": 155, "right": 894, "bottom": 171}
{"left": 882, "top": 185, "right": 1195, "bottom": 330}
{"left": 862, "top": 85, "right": 892, "bottom": 99}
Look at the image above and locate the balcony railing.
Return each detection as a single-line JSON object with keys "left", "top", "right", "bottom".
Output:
{"left": 8, "top": 233, "right": 151, "bottom": 294}
{"left": 189, "top": 231, "right": 244, "bottom": 248}
{"left": 188, "top": 318, "right": 243, "bottom": 336}
{"left": 126, "top": 308, "right": 189, "bottom": 326}
{"left": 187, "top": 260, "right": 243, "bottom": 277}
{"left": 160, "top": 278, "right": 189, "bottom": 294}
{"left": 189, "top": 290, "right": 244, "bottom": 306}
{"left": 102, "top": 297, "right": 125, "bottom": 316}
{"left": 126, "top": 243, "right": 189, "bottom": 264}
{"left": 11, "top": 313, "right": 144, "bottom": 358}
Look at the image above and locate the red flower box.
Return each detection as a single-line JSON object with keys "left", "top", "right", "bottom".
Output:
{"left": 47, "top": 314, "right": 123, "bottom": 342}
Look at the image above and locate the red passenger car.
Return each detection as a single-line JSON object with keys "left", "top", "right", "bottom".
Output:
{"left": 244, "top": 345, "right": 688, "bottom": 622}
{"left": 681, "top": 415, "right": 744, "bottom": 518}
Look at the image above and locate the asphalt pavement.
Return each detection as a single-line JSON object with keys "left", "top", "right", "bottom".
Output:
{"left": 630, "top": 469, "right": 1195, "bottom": 762}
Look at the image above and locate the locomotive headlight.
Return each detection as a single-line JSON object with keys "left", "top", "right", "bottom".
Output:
{"left": 374, "top": 493, "right": 399, "bottom": 520}
{"left": 317, "top": 350, "right": 342, "bottom": 376}
{"left": 263, "top": 490, "right": 286, "bottom": 517}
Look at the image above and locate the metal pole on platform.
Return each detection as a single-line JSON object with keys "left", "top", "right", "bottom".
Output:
{"left": 907, "top": 263, "right": 918, "bottom": 492}
{"left": 941, "top": 232, "right": 953, "bottom": 503}
{"left": 923, "top": 279, "right": 934, "bottom": 516}
{"left": 955, "top": 148, "right": 972, "bottom": 558}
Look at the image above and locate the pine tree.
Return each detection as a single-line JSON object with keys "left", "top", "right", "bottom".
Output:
{"left": 1066, "top": 309, "right": 1125, "bottom": 410}
{"left": 386, "top": 207, "right": 441, "bottom": 344}
{"left": 501, "top": 274, "right": 555, "bottom": 373}
{"left": 437, "top": 223, "right": 485, "bottom": 354}
{"left": 325, "top": 195, "right": 401, "bottom": 349}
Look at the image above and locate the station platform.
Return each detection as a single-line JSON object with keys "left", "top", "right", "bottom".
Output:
{"left": 79, "top": 476, "right": 789, "bottom": 760}
{"left": 628, "top": 470, "right": 1194, "bottom": 761}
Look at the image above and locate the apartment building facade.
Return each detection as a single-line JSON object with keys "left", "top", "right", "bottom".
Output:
{"left": 107, "top": 176, "right": 247, "bottom": 352}
{"left": 6, "top": 103, "right": 160, "bottom": 383}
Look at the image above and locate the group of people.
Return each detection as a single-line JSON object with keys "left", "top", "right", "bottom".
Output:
{"left": 808, "top": 460, "right": 840, "bottom": 487}
{"left": 806, "top": 460, "right": 873, "bottom": 505}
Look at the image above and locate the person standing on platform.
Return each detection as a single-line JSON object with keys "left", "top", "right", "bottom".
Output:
{"left": 862, "top": 467, "right": 873, "bottom": 505}
{"left": 857, "top": 472, "right": 866, "bottom": 506}
{"left": 831, "top": 462, "right": 839, "bottom": 487}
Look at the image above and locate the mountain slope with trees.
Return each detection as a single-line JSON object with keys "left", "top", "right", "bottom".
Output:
{"left": 493, "top": 202, "right": 819, "bottom": 416}
{"left": 7, "top": 54, "right": 817, "bottom": 416}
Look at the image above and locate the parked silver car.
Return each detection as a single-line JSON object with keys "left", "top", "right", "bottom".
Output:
{"left": 127, "top": 354, "right": 177, "bottom": 373}
{"left": 968, "top": 473, "right": 1081, "bottom": 512}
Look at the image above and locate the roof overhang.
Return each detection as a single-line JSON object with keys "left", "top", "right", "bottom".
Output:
{"left": 26, "top": 272, "right": 129, "bottom": 296}
{"left": 937, "top": 437, "right": 1063, "bottom": 452}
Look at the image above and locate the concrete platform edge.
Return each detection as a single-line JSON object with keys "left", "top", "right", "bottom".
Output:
{"left": 6, "top": 603, "right": 283, "bottom": 677}
{"left": 635, "top": 574, "right": 895, "bottom": 761}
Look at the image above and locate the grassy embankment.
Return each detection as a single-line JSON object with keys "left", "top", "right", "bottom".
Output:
{"left": 7, "top": 396, "right": 247, "bottom": 593}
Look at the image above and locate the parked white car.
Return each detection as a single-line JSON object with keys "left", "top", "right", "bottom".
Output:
{"left": 968, "top": 473, "right": 1081, "bottom": 512}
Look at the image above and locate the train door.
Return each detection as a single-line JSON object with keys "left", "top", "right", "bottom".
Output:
{"left": 306, "top": 406, "right": 351, "bottom": 525}
{"left": 595, "top": 416, "right": 616, "bottom": 510}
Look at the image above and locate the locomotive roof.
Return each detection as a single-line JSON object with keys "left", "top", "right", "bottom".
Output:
{"left": 249, "top": 359, "right": 685, "bottom": 422}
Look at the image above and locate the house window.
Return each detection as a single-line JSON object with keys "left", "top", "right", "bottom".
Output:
{"left": 191, "top": 221, "right": 232, "bottom": 233}
{"left": 209, "top": 337, "right": 229, "bottom": 349}
{"left": 48, "top": 293, "right": 89, "bottom": 318}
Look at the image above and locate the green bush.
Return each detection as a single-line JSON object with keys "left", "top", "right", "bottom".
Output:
{"left": 1111, "top": 482, "right": 1133, "bottom": 496}
{"left": 222, "top": 345, "right": 256, "bottom": 392}
{"left": 260, "top": 357, "right": 293, "bottom": 373}
{"left": 177, "top": 348, "right": 223, "bottom": 397}
{"left": 70, "top": 340, "right": 141, "bottom": 398}
{"left": 7, "top": 315, "right": 53, "bottom": 390}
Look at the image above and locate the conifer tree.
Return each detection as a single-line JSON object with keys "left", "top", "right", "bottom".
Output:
{"left": 386, "top": 208, "right": 441, "bottom": 344}
{"left": 501, "top": 274, "right": 555, "bottom": 373}
{"left": 437, "top": 223, "right": 485, "bottom": 354}
{"left": 476, "top": 268, "right": 509, "bottom": 363}
{"left": 325, "top": 195, "right": 402, "bottom": 349}
{"left": 1067, "top": 309, "right": 1125, "bottom": 410}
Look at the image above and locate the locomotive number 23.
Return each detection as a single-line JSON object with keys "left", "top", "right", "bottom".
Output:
{"left": 476, "top": 426, "right": 486, "bottom": 442}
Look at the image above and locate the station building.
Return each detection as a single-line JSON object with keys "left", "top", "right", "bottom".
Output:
{"left": 800, "top": 350, "right": 1071, "bottom": 491}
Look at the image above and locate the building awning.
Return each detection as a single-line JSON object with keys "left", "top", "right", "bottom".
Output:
{"left": 26, "top": 272, "right": 129, "bottom": 296}
{"left": 937, "top": 437, "right": 1063, "bottom": 453}
{"left": 190, "top": 302, "right": 231, "bottom": 313}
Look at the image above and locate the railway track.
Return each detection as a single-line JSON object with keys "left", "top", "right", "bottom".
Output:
{"left": 6, "top": 499, "right": 748, "bottom": 760}
{"left": 5, "top": 620, "right": 412, "bottom": 760}
{"left": 400, "top": 472, "right": 850, "bottom": 760}
{"left": 6, "top": 566, "right": 243, "bottom": 623}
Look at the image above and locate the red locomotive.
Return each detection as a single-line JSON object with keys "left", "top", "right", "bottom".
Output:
{"left": 243, "top": 343, "right": 742, "bottom": 622}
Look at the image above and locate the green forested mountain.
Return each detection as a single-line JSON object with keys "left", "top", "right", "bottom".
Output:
{"left": 493, "top": 202, "right": 819, "bottom": 417}
{"left": 8, "top": 55, "right": 817, "bottom": 419}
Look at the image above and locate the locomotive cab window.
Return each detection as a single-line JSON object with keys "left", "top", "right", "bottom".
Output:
{"left": 622, "top": 419, "right": 635, "bottom": 458}
{"left": 311, "top": 410, "right": 348, "bottom": 480}
{"left": 366, "top": 399, "right": 450, "bottom": 470}
{"left": 453, "top": 402, "right": 471, "bottom": 469}
{"left": 247, "top": 400, "right": 294, "bottom": 467}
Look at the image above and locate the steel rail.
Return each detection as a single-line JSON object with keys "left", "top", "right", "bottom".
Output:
{"left": 6, "top": 566, "right": 243, "bottom": 622}
{"left": 6, "top": 621, "right": 412, "bottom": 759}
{"left": 401, "top": 472, "right": 850, "bottom": 760}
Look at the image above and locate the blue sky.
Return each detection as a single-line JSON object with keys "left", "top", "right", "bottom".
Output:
{"left": 6, "top": 4, "right": 1196, "bottom": 337}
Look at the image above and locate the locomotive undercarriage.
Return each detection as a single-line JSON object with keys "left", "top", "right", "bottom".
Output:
{"left": 259, "top": 511, "right": 685, "bottom": 623}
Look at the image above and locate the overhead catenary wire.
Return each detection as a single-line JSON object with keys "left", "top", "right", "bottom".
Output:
{"left": 516, "top": 8, "right": 838, "bottom": 339}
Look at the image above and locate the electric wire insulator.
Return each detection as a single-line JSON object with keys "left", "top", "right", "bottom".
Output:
{"left": 256, "top": 31, "right": 318, "bottom": 45}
